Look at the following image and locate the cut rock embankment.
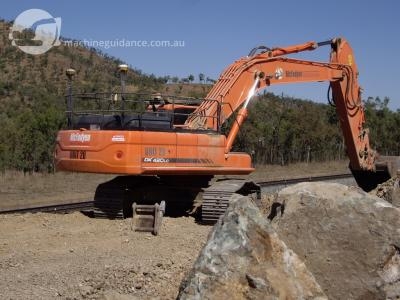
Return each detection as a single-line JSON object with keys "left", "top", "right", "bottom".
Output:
{"left": 179, "top": 181, "right": 400, "bottom": 300}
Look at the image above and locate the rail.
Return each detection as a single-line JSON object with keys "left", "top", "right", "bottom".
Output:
{"left": 257, "top": 173, "right": 353, "bottom": 187}
{"left": 0, "top": 173, "right": 354, "bottom": 215}
{"left": 0, "top": 201, "right": 93, "bottom": 214}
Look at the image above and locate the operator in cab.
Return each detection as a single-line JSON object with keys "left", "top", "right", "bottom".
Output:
{"left": 148, "top": 93, "right": 165, "bottom": 112}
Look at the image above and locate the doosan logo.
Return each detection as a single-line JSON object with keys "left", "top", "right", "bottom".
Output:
{"left": 70, "top": 133, "right": 91, "bottom": 143}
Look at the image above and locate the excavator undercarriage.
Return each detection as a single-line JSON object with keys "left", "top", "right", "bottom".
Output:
{"left": 91, "top": 174, "right": 261, "bottom": 229}
{"left": 92, "top": 175, "right": 211, "bottom": 220}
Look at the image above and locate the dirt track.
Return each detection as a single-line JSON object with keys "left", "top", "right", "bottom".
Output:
{"left": 0, "top": 212, "right": 211, "bottom": 299}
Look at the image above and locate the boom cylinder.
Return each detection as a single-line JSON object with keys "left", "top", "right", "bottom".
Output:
{"left": 225, "top": 76, "right": 260, "bottom": 154}
{"left": 225, "top": 108, "right": 248, "bottom": 154}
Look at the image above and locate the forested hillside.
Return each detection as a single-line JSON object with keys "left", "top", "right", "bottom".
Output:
{"left": 0, "top": 20, "right": 165, "bottom": 172}
{"left": 234, "top": 93, "right": 400, "bottom": 166}
{"left": 0, "top": 19, "right": 399, "bottom": 173}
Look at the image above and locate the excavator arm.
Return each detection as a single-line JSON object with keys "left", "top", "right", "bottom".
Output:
{"left": 186, "top": 38, "right": 376, "bottom": 172}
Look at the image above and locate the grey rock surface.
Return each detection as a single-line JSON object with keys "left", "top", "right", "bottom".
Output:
{"left": 271, "top": 182, "right": 400, "bottom": 300}
{"left": 178, "top": 194, "right": 327, "bottom": 300}
{"left": 370, "top": 176, "right": 400, "bottom": 208}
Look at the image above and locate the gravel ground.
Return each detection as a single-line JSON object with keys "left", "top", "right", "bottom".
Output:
{"left": 0, "top": 161, "right": 351, "bottom": 299}
{"left": 0, "top": 212, "right": 211, "bottom": 299}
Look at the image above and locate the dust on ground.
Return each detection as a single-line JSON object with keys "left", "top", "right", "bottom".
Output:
{"left": 0, "top": 160, "right": 350, "bottom": 299}
{"left": 0, "top": 212, "right": 211, "bottom": 299}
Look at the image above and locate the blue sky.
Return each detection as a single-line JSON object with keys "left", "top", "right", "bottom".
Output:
{"left": 3, "top": 0, "right": 400, "bottom": 109}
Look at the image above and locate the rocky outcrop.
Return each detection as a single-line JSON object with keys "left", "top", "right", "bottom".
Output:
{"left": 370, "top": 177, "right": 400, "bottom": 208}
{"left": 178, "top": 194, "right": 327, "bottom": 300}
{"left": 270, "top": 182, "right": 400, "bottom": 300}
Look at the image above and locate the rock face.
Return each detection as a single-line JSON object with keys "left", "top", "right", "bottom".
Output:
{"left": 177, "top": 194, "right": 327, "bottom": 300}
{"left": 270, "top": 182, "right": 400, "bottom": 300}
{"left": 370, "top": 177, "right": 400, "bottom": 208}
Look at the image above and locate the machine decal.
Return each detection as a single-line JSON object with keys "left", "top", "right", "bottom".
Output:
{"left": 286, "top": 70, "right": 303, "bottom": 78}
{"left": 143, "top": 157, "right": 170, "bottom": 163}
{"left": 111, "top": 135, "right": 125, "bottom": 142}
{"left": 142, "top": 157, "right": 214, "bottom": 164}
{"left": 145, "top": 147, "right": 168, "bottom": 156}
{"left": 145, "top": 147, "right": 157, "bottom": 156}
{"left": 70, "top": 133, "right": 91, "bottom": 143}
{"left": 172, "top": 158, "right": 214, "bottom": 164}
{"left": 70, "top": 150, "right": 86, "bottom": 159}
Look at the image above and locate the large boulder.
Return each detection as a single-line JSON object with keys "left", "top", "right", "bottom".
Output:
{"left": 270, "top": 182, "right": 400, "bottom": 300}
{"left": 178, "top": 194, "right": 327, "bottom": 300}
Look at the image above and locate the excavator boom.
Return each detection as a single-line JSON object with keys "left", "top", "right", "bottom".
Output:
{"left": 186, "top": 38, "right": 375, "bottom": 172}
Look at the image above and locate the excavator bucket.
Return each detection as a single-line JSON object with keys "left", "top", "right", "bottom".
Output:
{"left": 351, "top": 156, "right": 400, "bottom": 192}
{"left": 131, "top": 201, "right": 166, "bottom": 235}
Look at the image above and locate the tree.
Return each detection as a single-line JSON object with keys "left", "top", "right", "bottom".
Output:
{"left": 364, "top": 96, "right": 399, "bottom": 155}
{"left": 206, "top": 77, "right": 216, "bottom": 84}
{"left": 188, "top": 74, "right": 194, "bottom": 83}
{"left": 199, "top": 73, "right": 205, "bottom": 84}
{"left": 171, "top": 76, "right": 179, "bottom": 83}
{"left": 161, "top": 75, "right": 170, "bottom": 84}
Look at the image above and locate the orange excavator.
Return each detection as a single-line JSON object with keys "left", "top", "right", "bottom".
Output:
{"left": 55, "top": 37, "right": 399, "bottom": 225}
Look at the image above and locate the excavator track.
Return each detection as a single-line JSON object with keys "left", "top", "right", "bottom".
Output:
{"left": 202, "top": 190, "right": 234, "bottom": 223}
{"left": 91, "top": 176, "right": 260, "bottom": 224}
{"left": 201, "top": 179, "right": 261, "bottom": 223}
{"left": 93, "top": 177, "right": 127, "bottom": 219}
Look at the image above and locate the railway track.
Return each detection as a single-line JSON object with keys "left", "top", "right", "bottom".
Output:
{"left": 0, "top": 201, "right": 93, "bottom": 215}
{"left": 0, "top": 173, "right": 354, "bottom": 215}
{"left": 257, "top": 173, "right": 354, "bottom": 187}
